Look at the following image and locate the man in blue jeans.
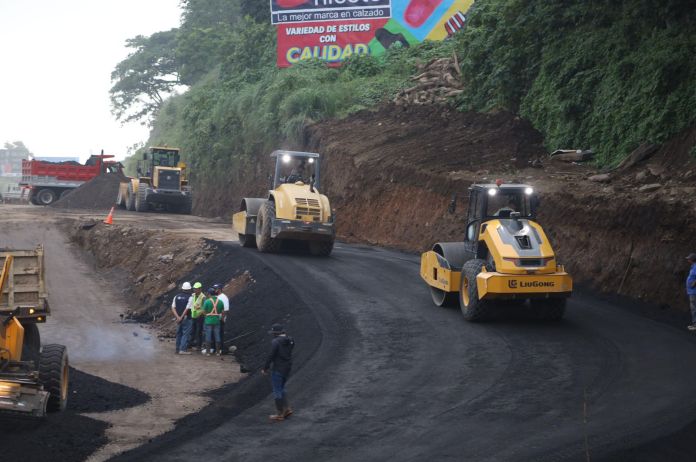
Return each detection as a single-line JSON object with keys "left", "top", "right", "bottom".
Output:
{"left": 686, "top": 253, "right": 696, "bottom": 331}
{"left": 202, "top": 287, "right": 223, "bottom": 356}
{"left": 171, "top": 282, "right": 194, "bottom": 355}
{"left": 262, "top": 323, "right": 295, "bottom": 422}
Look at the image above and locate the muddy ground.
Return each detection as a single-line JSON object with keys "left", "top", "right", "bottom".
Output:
{"left": 0, "top": 207, "right": 242, "bottom": 461}
{"left": 0, "top": 368, "right": 147, "bottom": 462}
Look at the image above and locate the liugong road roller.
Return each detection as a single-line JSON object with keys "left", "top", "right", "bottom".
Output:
{"left": 421, "top": 181, "right": 572, "bottom": 321}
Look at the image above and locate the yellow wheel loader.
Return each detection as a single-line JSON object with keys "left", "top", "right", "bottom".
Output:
{"left": 117, "top": 146, "right": 192, "bottom": 214}
{"left": 232, "top": 151, "right": 335, "bottom": 256}
{"left": 0, "top": 246, "right": 68, "bottom": 417}
{"left": 421, "top": 182, "right": 572, "bottom": 321}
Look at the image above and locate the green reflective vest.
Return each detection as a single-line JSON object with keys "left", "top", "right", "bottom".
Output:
{"left": 191, "top": 293, "right": 206, "bottom": 319}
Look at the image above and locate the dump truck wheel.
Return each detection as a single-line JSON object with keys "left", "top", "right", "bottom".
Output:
{"left": 36, "top": 189, "right": 57, "bottom": 206}
{"left": 531, "top": 298, "right": 566, "bottom": 321}
{"left": 256, "top": 201, "right": 281, "bottom": 253}
{"left": 39, "top": 344, "right": 69, "bottom": 413}
{"left": 459, "top": 259, "right": 489, "bottom": 322}
{"left": 238, "top": 233, "right": 257, "bottom": 248}
{"left": 430, "top": 287, "right": 459, "bottom": 307}
{"left": 21, "top": 323, "right": 41, "bottom": 368}
{"left": 126, "top": 184, "right": 136, "bottom": 211}
{"left": 135, "top": 183, "right": 148, "bottom": 212}
{"left": 309, "top": 240, "right": 334, "bottom": 256}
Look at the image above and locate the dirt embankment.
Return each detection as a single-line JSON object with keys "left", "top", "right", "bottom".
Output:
{"left": 191, "top": 103, "right": 696, "bottom": 313}
{"left": 308, "top": 106, "right": 696, "bottom": 312}
{"left": 69, "top": 222, "right": 216, "bottom": 329}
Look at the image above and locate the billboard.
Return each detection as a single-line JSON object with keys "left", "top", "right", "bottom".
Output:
{"left": 274, "top": 0, "right": 474, "bottom": 67}
{"left": 271, "top": 0, "right": 392, "bottom": 24}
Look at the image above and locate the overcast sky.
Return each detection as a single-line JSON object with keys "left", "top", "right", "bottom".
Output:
{"left": 0, "top": 0, "right": 182, "bottom": 161}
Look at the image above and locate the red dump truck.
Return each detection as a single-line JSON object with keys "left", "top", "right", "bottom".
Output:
{"left": 20, "top": 154, "right": 121, "bottom": 205}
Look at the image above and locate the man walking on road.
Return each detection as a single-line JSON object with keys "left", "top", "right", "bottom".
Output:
{"left": 262, "top": 323, "right": 295, "bottom": 422}
{"left": 213, "top": 283, "right": 230, "bottom": 354}
{"left": 190, "top": 282, "right": 206, "bottom": 349}
{"left": 172, "top": 282, "right": 194, "bottom": 355}
{"left": 686, "top": 253, "right": 696, "bottom": 331}
{"left": 202, "top": 287, "right": 223, "bottom": 356}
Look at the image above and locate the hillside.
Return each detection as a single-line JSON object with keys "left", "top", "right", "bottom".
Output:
{"left": 111, "top": 0, "right": 696, "bottom": 311}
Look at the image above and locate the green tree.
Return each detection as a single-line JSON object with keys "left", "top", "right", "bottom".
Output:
{"left": 110, "top": 29, "right": 180, "bottom": 125}
{"left": 177, "top": 0, "right": 241, "bottom": 84}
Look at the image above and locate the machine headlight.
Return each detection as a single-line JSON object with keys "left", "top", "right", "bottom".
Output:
{"left": 308, "top": 158, "right": 314, "bottom": 164}
{"left": 525, "top": 187, "right": 534, "bottom": 195}
{"left": 282, "top": 154, "right": 291, "bottom": 163}
{"left": 488, "top": 188, "right": 497, "bottom": 196}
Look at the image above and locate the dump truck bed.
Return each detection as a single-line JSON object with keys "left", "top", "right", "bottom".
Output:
{"left": 0, "top": 246, "right": 49, "bottom": 319}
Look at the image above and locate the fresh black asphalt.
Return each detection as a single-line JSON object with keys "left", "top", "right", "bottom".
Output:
{"left": 122, "top": 242, "right": 696, "bottom": 461}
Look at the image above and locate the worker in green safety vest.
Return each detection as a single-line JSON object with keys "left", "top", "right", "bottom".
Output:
{"left": 189, "top": 282, "right": 206, "bottom": 350}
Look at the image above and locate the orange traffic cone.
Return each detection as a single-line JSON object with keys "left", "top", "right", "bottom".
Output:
{"left": 103, "top": 206, "right": 115, "bottom": 225}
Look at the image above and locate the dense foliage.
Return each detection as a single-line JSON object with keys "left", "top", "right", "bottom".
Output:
{"left": 457, "top": 0, "right": 696, "bottom": 165}
{"left": 110, "top": 29, "right": 179, "bottom": 124}
{"left": 115, "top": 0, "right": 695, "bottom": 173}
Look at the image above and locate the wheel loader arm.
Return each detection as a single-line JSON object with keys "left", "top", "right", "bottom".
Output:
{"left": 0, "top": 255, "right": 12, "bottom": 297}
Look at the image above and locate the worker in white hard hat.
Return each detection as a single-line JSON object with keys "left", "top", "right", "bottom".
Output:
{"left": 171, "top": 282, "right": 194, "bottom": 355}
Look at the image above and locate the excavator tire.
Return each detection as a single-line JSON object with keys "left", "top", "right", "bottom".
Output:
{"left": 21, "top": 323, "right": 41, "bottom": 368}
{"left": 39, "top": 344, "right": 69, "bottom": 413}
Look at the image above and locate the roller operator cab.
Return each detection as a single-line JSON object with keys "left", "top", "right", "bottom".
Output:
{"left": 421, "top": 182, "right": 572, "bottom": 321}
{"left": 233, "top": 150, "right": 335, "bottom": 256}
{"left": 116, "top": 146, "right": 192, "bottom": 214}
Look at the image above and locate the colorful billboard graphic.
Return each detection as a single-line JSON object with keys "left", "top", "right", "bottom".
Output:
{"left": 271, "top": 0, "right": 392, "bottom": 25}
{"left": 274, "top": 0, "right": 474, "bottom": 67}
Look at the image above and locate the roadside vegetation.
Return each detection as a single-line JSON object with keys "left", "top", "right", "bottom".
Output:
{"left": 113, "top": 0, "right": 695, "bottom": 174}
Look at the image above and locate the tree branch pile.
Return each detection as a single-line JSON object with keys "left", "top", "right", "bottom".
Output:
{"left": 393, "top": 56, "right": 464, "bottom": 106}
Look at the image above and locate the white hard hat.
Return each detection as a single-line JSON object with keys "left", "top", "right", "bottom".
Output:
{"left": 181, "top": 282, "right": 192, "bottom": 290}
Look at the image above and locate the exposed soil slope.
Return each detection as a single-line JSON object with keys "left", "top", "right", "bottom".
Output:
{"left": 307, "top": 107, "right": 696, "bottom": 312}
{"left": 192, "top": 104, "right": 696, "bottom": 313}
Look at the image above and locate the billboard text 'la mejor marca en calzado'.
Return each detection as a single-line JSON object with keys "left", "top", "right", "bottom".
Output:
{"left": 271, "top": 0, "right": 474, "bottom": 67}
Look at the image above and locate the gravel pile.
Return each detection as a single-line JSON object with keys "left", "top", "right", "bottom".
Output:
{"left": 51, "top": 173, "right": 125, "bottom": 210}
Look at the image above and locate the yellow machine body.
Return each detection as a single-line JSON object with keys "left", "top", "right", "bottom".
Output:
{"left": 420, "top": 183, "right": 572, "bottom": 322}
{"left": 421, "top": 218, "right": 572, "bottom": 301}
{"left": 270, "top": 183, "right": 332, "bottom": 223}
{"left": 233, "top": 151, "right": 335, "bottom": 252}
{"left": 0, "top": 317, "right": 24, "bottom": 362}
{"left": 232, "top": 183, "right": 333, "bottom": 240}
{"left": 117, "top": 146, "right": 192, "bottom": 213}
{"left": 0, "top": 246, "right": 64, "bottom": 417}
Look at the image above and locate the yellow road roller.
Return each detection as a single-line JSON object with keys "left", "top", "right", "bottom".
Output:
{"left": 421, "top": 181, "right": 572, "bottom": 321}
{"left": 232, "top": 150, "right": 335, "bottom": 256}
